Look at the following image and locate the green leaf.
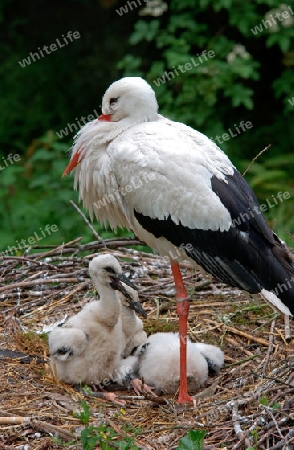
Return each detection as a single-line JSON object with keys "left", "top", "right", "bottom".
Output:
{"left": 129, "top": 20, "right": 160, "bottom": 45}
{"left": 74, "top": 400, "right": 91, "bottom": 424}
{"left": 176, "top": 429, "right": 206, "bottom": 450}
{"left": 81, "top": 427, "right": 100, "bottom": 450}
{"left": 259, "top": 396, "right": 269, "bottom": 406}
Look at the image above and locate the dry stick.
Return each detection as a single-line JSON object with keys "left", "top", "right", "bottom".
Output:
{"left": 243, "top": 144, "right": 271, "bottom": 176}
{"left": 35, "top": 237, "right": 84, "bottom": 260}
{"left": 70, "top": 199, "right": 107, "bottom": 248}
{"left": 0, "top": 277, "right": 81, "bottom": 293}
{"left": 262, "top": 405, "right": 284, "bottom": 441}
{"left": 225, "top": 324, "right": 272, "bottom": 346}
{"left": 261, "top": 428, "right": 294, "bottom": 450}
{"left": 231, "top": 401, "right": 251, "bottom": 449}
{"left": 250, "top": 367, "right": 294, "bottom": 387}
{"left": 139, "top": 424, "right": 204, "bottom": 435}
{"left": 202, "top": 318, "right": 272, "bottom": 347}
{"left": 261, "top": 318, "right": 276, "bottom": 375}
{"left": 1, "top": 256, "right": 58, "bottom": 270}
{"left": 0, "top": 416, "right": 30, "bottom": 425}
{"left": 268, "top": 436, "right": 294, "bottom": 450}
{"left": 32, "top": 419, "right": 74, "bottom": 442}
{"left": 0, "top": 417, "right": 73, "bottom": 442}
{"left": 29, "top": 239, "right": 142, "bottom": 259}
{"left": 284, "top": 315, "right": 291, "bottom": 342}
{"left": 258, "top": 418, "right": 291, "bottom": 445}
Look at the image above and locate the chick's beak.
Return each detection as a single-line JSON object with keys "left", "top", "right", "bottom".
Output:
{"left": 109, "top": 274, "right": 147, "bottom": 319}
{"left": 126, "top": 298, "right": 147, "bottom": 319}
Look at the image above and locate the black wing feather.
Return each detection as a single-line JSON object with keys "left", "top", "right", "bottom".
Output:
{"left": 134, "top": 170, "right": 294, "bottom": 313}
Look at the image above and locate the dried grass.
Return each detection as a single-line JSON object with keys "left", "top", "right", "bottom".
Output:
{"left": 0, "top": 238, "right": 293, "bottom": 449}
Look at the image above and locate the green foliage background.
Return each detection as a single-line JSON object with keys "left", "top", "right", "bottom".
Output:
{"left": 0, "top": 0, "right": 293, "bottom": 253}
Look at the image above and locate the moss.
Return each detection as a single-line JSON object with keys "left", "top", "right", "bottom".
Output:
{"left": 14, "top": 331, "right": 48, "bottom": 355}
{"left": 144, "top": 318, "right": 178, "bottom": 335}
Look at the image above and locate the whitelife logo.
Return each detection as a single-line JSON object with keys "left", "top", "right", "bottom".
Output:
{"left": 56, "top": 109, "right": 100, "bottom": 138}
{"left": 0, "top": 225, "right": 59, "bottom": 259}
{"left": 18, "top": 31, "right": 81, "bottom": 68}
{"left": 116, "top": 0, "right": 149, "bottom": 16}
{"left": 212, "top": 120, "right": 253, "bottom": 145}
{"left": 0, "top": 153, "right": 21, "bottom": 170}
{"left": 153, "top": 50, "right": 215, "bottom": 87}
{"left": 251, "top": 5, "right": 294, "bottom": 35}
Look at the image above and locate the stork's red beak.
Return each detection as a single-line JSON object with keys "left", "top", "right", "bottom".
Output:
{"left": 62, "top": 115, "right": 111, "bottom": 178}
{"left": 62, "top": 151, "right": 81, "bottom": 177}
{"left": 98, "top": 114, "right": 111, "bottom": 121}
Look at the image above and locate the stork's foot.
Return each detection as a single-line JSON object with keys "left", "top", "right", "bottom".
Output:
{"left": 102, "top": 391, "right": 126, "bottom": 405}
{"left": 177, "top": 391, "right": 194, "bottom": 403}
{"left": 131, "top": 378, "right": 157, "bottom": 397}
{"left": 84, "top": 387, "right": 126, "bottom": 406}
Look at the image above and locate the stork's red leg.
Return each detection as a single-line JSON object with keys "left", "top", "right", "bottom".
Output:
{"left": 171, "top": 263, "right": 193, "bottom": 403}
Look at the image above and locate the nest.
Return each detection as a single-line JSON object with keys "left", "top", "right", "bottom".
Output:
{"left": 0, "top": 237, "right": 293, "bottom": 450}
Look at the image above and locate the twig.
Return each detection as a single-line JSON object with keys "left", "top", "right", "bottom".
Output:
{"left": 0, "top": 277, "right": 82, "bottom": 293}
{"left": 258, "top": 418, "right": 291, "bottom": 446}
{"left": 225, "top": 324, "right": 272, "bottom": 347}
{"left": 253, "top": 372, "right": 294, "bottom": 388}
{"left": 262, "top": 406, "right": 284, "bottom": 440}
{"left": 226, "top": 354, "right": 259, "bottom": 367}
{"left": 1, "top": 256, "right": 58, "bottom": 270}
{"left": 231, "top": 401, "right": 252, "bottom": 448}
{"left": 0, "top": 417, "right": 73, "bottom": 442}
{"left": 139, "top": 424, "right": 204, "bottom": 435}
{"left": 117, "top": 395, "right": 145, "bottom": 400}
{"left": 70, "top": 200, "right": 107, "bottom": 248}
{"left": 284, "top": 315, "right": 291, "bottom": 342}
{"left": 32, "top": 419, "right": 74, "bottom": 441}
{"left": 265, "top": 429, "right": 294, "bottom": 450}
{"left": 243, "top": 144, "right": 271, "bottom": 176}
{"left": 202, "top": 318, "right": 272, "bottom": 347}
{"left": 262, "top": 318, "right": 276, "bottom": 374}
{"left": 0, "top": 416, "right": 30, "bottom": 425}
{"left": 35, "top": 237, "right": 83, "bottom": 259}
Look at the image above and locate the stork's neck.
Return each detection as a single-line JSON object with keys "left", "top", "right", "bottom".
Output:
{"left": 121, "top": 303, "right": 136, "bottom": 336}
{"left": 95, "top": 283, "right": 121, "bottom": 326}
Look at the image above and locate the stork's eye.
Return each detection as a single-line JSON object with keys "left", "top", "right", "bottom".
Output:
{"left": 105, "top": 266, "right": 115, "bottom": 274}
{"left": 110, "top": 97, "right": 119, "bottom": 107}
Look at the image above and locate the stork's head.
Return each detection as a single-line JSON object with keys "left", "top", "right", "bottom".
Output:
{"left": 89, "top": 254, "right": 147, "bottom": 318}
{"left": 62, "top": 77, "right": 158, "bottom": 177}
{"left": 100, "top": 77, "right": 158, "bottom": 123}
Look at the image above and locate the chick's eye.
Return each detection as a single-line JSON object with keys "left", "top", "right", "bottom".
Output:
{"left": 105, "top": 266, "right": 115, "bottom": 274}
{"left": 110, "top": 98, "right": 119, "bottom": 107}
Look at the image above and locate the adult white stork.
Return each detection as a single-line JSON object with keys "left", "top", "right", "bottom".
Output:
{"left": 63, "top": 77, "right": 294, "bottom": 403}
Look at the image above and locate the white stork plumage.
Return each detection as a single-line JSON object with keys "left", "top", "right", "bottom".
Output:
{"left": 48, "top": 253, "right": 147, "bottom": 403}
{"left": 63, "top": 77, "right": 294, "bottom": 403}
{"left": 129, "top": 332, "right": 224, "bottom": 396}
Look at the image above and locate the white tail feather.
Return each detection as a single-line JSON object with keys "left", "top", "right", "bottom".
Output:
{"left": 260, "top": 289, "right": 292, "bottom": 316}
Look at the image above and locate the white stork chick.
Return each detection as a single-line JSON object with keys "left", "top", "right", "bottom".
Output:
{"left": 113, "top": 336, "right": 219, "bottom": 398}
{"left": 48, "top": 254, "right": 146, "bottom": 400}
{"left": 63, "top": 77, "right": 294, "bottom": 402}
{"left": 133, "top": 332, "right": 224, "bottom": 395}
{"left": 194, "top": 343, "right": 224, "bottom": 374}
{"left": 118, "top": 284, "right": 147, "bottom": 358}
